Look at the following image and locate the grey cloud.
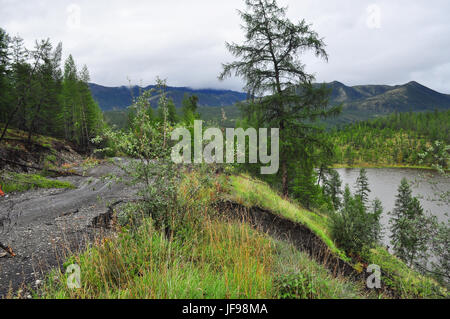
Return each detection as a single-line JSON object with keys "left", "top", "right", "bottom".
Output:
{"left": 1, "top": 0, "right": 449, "bottom": 93}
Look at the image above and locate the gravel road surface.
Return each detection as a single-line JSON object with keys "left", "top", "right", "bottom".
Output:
{"left": 0, "top": 158, "right": 138, "bottom": 298}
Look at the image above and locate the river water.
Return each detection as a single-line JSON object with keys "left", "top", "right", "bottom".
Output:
{"left": 335, "top": 168, "right": 449, "bottom": 247}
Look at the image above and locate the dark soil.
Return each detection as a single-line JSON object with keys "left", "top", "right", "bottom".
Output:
{"left": 215, "top": 200, "right": 395, "bottom": 297}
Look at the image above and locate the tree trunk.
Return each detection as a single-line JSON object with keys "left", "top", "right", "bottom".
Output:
{"left": 0, "top": 106, "right": 18, "bottom": 144}
{"left": 0, "top": 95, "right": 24, "bottom": 144}
{"left": 281, "top": 159, "right": 288, "bottom": 197}
{"left": 27, "top": 100, "right": 43, "bottom": 146}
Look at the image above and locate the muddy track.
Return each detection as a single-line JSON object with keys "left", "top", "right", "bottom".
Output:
{"left": 215, "top": 200, "right": 396, "bottom": 297}
{"left": 0, "top": 159, "right": 138, "bottom": 298}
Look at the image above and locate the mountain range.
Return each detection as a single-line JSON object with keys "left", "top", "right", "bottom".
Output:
{"left": 93, "top": 81, "right": 450, "bottom": 126}
{"left": 323, "top": 81, "right": 450, "bottom": 124}
{"left": 88, "top": 83, "right": 248, "bottom": 111}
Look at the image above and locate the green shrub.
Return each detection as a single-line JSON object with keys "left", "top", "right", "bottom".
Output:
{"left": 275, "top": 272, "right": 319, "bottom": 299}
{"left": 330, "top": 185, "right": 382, "bottom": 256}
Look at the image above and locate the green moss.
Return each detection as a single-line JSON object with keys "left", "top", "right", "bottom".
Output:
{"left": 0, "top": 173, "right": 75, "bottom": 193}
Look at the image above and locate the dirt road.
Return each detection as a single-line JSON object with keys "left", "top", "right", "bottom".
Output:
{"left": 0, "top": 158, "right": 138, "bottom": 298}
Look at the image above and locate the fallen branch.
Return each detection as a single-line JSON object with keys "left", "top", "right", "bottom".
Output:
{"left": 0, "top": 242, "right": 15, "bottom": 257}
{"left": 0, "top": 157, "right": 83, "bottom": 177}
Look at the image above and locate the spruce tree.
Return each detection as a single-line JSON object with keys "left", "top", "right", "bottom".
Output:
{"left": 331, "top": 184, "right": 383, "bottom": 256}
{"left": 370, "top": 198, "right": 384, "bottom": 244}
{"left": 292, "top": 158, "right": 321, "bottom": 209}
{"left": 323, "top": 169, "right": 342, "bottom": 210}
{"left": 390, "top": 178, "right": 429, "bottom": 266}
{"left": 355, "top": 168, "right": 370, "bottom": 205}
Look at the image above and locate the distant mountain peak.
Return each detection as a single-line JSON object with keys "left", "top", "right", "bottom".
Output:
{"left": 405, "top": 80, "right": 423, "bottom": 88}
{"left": 323, "top": 80, "right": 450, "bottom": 114}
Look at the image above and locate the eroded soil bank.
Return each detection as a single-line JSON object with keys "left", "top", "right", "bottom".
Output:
{"left": 215, "top": 200, "right": 395, "bottom": 297}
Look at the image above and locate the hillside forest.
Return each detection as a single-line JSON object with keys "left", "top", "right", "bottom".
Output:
{"left": 0, "top": 28, "right": 103, "bottom": 152}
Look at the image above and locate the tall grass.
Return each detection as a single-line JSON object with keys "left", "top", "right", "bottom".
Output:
{"left": 39, "top": 216, "right": 275, "bottom": 298}
{"left": 37, "top": 169, "right": 367, "bottom": 299}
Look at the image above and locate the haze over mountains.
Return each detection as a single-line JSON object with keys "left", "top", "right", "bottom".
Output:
{"left": 92, "top": 81, "right": 450, "bottom": 126}
{"left": 89, "top": 83, "right": 248, "bottom": 111}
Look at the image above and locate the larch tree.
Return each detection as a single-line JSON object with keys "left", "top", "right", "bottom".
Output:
{"left": 61, "top": 54, "right": 79, "bottom": 142}
{"left": 181, "top": 94, "right": 200, "bottom": 124}
{"left": 0, "top": 28, "right": 11, "bottom": 127}
{"left": 78, "top": 64, "right": 103, "bottom": 150}
{"left": 25, "top": 40, "right": 63, "bottom": 144}
{"left": 219, "top": 0, "right": 341, "bottom": 196}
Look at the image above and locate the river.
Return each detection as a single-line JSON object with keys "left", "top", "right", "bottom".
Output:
{"left": 335, "top": 168, "right": 449, "bottom": 247}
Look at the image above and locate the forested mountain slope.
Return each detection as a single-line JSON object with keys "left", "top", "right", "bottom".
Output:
{"left": 89, "top": 83, "right": 248, "bottom": 110}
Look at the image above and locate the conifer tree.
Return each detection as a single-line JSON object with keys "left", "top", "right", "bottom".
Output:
{"left": 390, "top": 178, "right": 429, "bottom": 266}
{"left": 355, "top": 168, "right": 370, "bottom": 205}
{"left": 219, "top": 0, "right": 341, "bottom": 195}
{"left": 181, "top": 94, "right": 200, "bottom": 124}
{"left": 60, "top": 55, "right": 103, "bottom": 149}
{"left": 370, "top": 198, "right": 384, "bottom": 244}
{"left": 0, "top": 28, "right": 11, "bottom": 126}
{"left": 61, "top": 54, "right": 79, "bottom": 142}
{"left": 323, "top": 169, "right": 342, "bottom": 210}
{"left": 166, "top": 98, "right": 178, "bottom": 125}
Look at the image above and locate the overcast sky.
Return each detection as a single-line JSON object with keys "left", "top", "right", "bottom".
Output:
{"left": 1, "top": 0, "right": 449, "bottom": 93}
